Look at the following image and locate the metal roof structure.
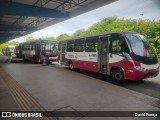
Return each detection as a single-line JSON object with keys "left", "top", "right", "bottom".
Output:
{"left": 0, "top": 0, "right": 117, "bottom": 43}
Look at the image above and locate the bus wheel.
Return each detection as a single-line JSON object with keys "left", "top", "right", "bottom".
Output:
{"left": 112, "top": 69, "right": 125, "bottom": 83}
{"left": 69, "top": 61, "right": 74, "bottom": 70}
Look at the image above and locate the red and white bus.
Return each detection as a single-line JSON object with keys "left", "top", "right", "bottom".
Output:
{"left": 59, "top": 31, "right": 159, "bottom": 82}
{"left": 17, "top": 39, "right": 58, "bottom": 63}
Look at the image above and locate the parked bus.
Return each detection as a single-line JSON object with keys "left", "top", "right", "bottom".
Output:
{"left": 2, "top": 46, "right": 15, "bottom": 55}
{"left": 59, "top": 31, "right": 159, "bottom": 82}
{"left": 17, "top": 39, "right": 58, "bottom": 63}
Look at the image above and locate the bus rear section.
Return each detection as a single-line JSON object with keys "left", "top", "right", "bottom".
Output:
{"left": 21, "top": 40, "right": 58, "bottom": 63}
{"left": 59, "top": 31, "right": 159, "bottom": 82}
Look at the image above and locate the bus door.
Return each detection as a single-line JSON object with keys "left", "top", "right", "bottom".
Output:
{"left": 34, "top": 44, "right": 41, "bottom": 62}
{"left": 59, "top": 41, "right": 66, "bottom": 64}
{"left": 98, "top": 36, "right": 110, "bottom": 74}
{"left": 35, "top": 44, "right": 40, "bottom": 56}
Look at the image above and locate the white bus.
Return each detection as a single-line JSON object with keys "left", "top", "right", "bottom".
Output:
{"left": 58, "top": 31, "right": 159, "bottom": 82}
{"left": 4, "top": 46, "right": 15, "bottom": 55}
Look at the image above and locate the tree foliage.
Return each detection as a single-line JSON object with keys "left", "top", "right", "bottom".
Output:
{"left": 56, "top": 34, "right": 71, "bottom": 41}
{"left": 25, "top": 34, "right": 36, "bottom": 42}
{"left": 42, "top": 36, "right": 55, "bottom": 41}
{"left": 72, "top": 29, "right": 86, "bottom": 38}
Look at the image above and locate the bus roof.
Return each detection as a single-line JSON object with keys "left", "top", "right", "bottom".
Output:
{"left": 59, "top": 31, "right": 137, "bottom": 42}
{"left": 19, "top": 39, "right": 58, "bottom": 45}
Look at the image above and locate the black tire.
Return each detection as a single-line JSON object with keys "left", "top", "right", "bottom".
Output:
{"left": 112, "top": 68, "right": 125, "bottom": 83}
{"left": 69, "top": 61, "right": 74, "bottom": 70}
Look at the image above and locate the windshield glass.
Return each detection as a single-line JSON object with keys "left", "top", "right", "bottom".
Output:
{"left": 125, "top": 33, "right": 156, "bottom": 57}
{"left": 45, "top": 44, "right": 52, "bottom": 50}
{"left": 10, "top": 47, "right": 15, "bottom": 52}
{"left": 45, "top": 43, "right": 58, "bottom": 56}
{"left": 45, "top": 44, "right": 57, "bottom": 50}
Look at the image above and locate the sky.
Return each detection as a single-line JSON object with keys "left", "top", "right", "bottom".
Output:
{"left": 11, "top": 0, "right": 160, "bottom": 42}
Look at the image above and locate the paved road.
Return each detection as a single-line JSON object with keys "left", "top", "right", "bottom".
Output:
{"left": 0, "top": 56, "right": 160, "bottom": 120}
{"left": 3, "top": 56, "right": 160, "bottom": 99}
{"left": 76, "top": 68, "right": 160, "bottom": 99}
{"left": 0, "top": 55, "right": 9, "bottom": 63}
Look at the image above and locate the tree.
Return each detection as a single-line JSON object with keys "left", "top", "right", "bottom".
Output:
{"left": 72, "top": 29, "right": 86, "bottom": 38}
{"left": 42, "top": 36, "right": 56, "bottom": 41}
{"left": 56, "top": 34, "right": 71, "bottom": 40}
{"left": 25, "top": 34, "right": 36, "bottom": 42}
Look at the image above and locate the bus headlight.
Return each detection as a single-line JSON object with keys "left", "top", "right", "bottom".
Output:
{"left": 135, "top": 66, "right": 141, "bottom": 71}
{"left": 135, "top": 66, "right": 146, "bottom": 71}
{"left": 141, "top": 68, "right": 146, "bottom": 71}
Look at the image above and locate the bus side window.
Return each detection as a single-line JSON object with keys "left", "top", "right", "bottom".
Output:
{"left": 111, "top": 34, "right": 130, "bottom": 55}
{"left": 33, "top": 44, "right": 35, "bottom": 50}
{"left": 110, "top": 34, "right": 123, "bottom": 54}
{"left": 41, "top": 44, "right": 45, "bottom": 51}
{"left": 67, "top": 40, "right": 74, "bottom": 52}
{"left": 26, "top": 44, "right": 28, "bottom": 50}
{"left": 74, "top": 38, "right": 85, "bottom": 52}
{"left": 30, "top": 45, "right": 32, "bottom": 50}
{"left": 27, "top": 44, "right": 29, "bottom": 50}
{"left": 85, "top": 37, "right": 98, "bottom": 52}
{"left": 111, "top": 39, "right": 122, "bottom": 54}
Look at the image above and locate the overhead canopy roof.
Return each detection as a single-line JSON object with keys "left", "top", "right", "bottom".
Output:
{"left": 0, "top": 0, "right": 117, "bottom": 43}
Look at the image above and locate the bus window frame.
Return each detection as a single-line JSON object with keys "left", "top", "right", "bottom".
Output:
{"left": 85, "top": 36, "right": 98, "bottom": 52}
{"left": 67, "top": 40, "right": 74, "bottom": 52}
{"left": 110, "top": 33, "right": 130, "bottom": 55}
{"left": 74, "top": 38, "right": 85, "bottom": 52}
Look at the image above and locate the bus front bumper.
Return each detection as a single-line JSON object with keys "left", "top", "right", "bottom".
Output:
{"left": 125, "top": 69, "right": 159, "bottom": 80}
{"left": 48, "top": 56, "right": 58, "bottom": 62}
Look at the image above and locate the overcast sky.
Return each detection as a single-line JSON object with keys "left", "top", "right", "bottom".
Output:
{"left": 11, "top": 0, "right": 160, "bottom": 42}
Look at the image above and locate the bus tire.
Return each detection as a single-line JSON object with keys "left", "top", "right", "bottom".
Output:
{"left": 112, "top": 68, "right": 125, "bottom": 83}
{"left": 69, "top": 61, "right": 74, "bottom": 70}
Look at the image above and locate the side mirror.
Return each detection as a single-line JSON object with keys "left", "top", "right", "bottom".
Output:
{"left": 123, "top": 53, "right": 132, "bottom": 60}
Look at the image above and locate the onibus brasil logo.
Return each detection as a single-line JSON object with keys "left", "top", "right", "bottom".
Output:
{"left": 1, "top": 112, "right": 42, "bottom": 118}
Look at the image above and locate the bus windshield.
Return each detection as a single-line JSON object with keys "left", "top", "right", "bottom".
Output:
{"left": 9, "top": 47, "right": 15, "bottom": 53}
{"left": 125, "top": 33, "right": 156, "bottom": 57}
{"left": 45, "top": 43, "right": 58, "bottom": 56}
{"left": 125, "top": 32, "right": 158, "bottom": 64}
{"left": 45, "top": 44, "right": 58, "bottom": 51}
{"left": 45, "top": 44, "right": 52, "bottom": 50}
